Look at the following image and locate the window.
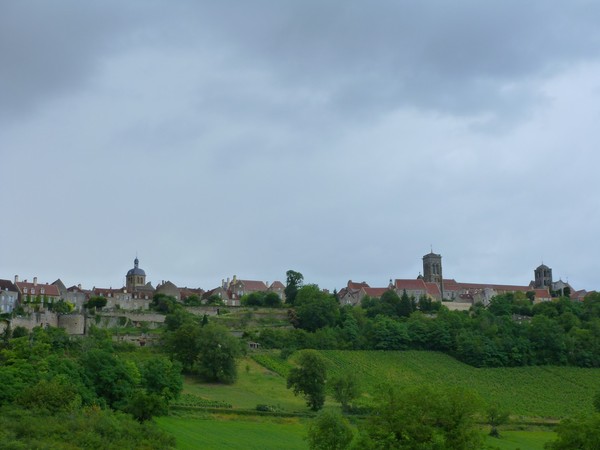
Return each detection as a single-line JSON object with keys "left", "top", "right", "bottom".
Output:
{"left": 23, "top": 288, "right": 27, "bottom": 294}
{"left": 41, "top": 288, "right": 45, "bottom": 294}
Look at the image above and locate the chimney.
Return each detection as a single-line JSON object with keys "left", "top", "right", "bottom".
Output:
{"left": 14, "top": 275, "right": 19, "bottom": 283}
{"left": 33, "top": 277, "right": 38, "bottom": 286}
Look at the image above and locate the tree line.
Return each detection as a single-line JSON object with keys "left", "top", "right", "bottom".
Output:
{"left": 251, "top": 274, "right": 600, "bottom": 368}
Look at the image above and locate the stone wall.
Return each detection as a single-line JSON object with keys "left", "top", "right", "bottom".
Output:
{"left": 58, "top": 314, "right": 86, "bottom": 335}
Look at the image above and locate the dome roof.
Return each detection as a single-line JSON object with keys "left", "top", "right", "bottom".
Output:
{"left": 127, "top": 257, "right": 146, "bottom": 276}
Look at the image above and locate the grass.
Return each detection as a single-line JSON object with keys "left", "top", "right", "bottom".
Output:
{"left": 156, "top": 415, "right": 308, "bottom": 450}
{"left": 255, "top": 350, "right": 600, "bottom": 419}
{"left": 180, "top": 357, "right": 312, "bottom": 412}
{"left": 484, "top": 430, "right": 556, "bottom": 450}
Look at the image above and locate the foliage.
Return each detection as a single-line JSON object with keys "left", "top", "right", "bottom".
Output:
{"left": 330, "top": 372, "right": 360, "bottom": 412}
{"left": 84, "top": 295, "right": 108, "bottom": 310}
{"left": 140, "top": 356, "right": 183, "bottom": 401}
{"left": 362, "top": 384, "right": 482, "bottom": 450}
{"left": 0, "top": 405, "right": 176, "bottom": 449}
{"left": 195, "top": 322, "right": 242, "bottom": 383}
{"left": 545, "top": 413, "right": 600, "bottom": 449}
{"left": 294, "top": 285, "right": 340, "bottom": 331}
{"left": 241, "top": 291, "right": 283, "bottom": 308}
{"left": 287, "top": 350, "right": 327, "bottom": 411}
{"left": 307, "top": 409, "right": 354, "bottom": 450}
{"left": 487, "top": 403, "right": 510, "bottom": 437}
{"left": 17, "top": 377, "right": 81, "bottom": 413}
{"left": 122, "top": 390, "right": 167, "bottom": 422}
{"left": 79, "top": 348, "right": 137, "bottom": 408}
{"left": 285, "top": 270, "right": 304, "bottom": 305}
{"left": 150, "top": 293, "right": 180, "bottom": 314}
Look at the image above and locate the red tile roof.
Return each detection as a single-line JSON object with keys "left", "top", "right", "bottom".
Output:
{"left": 348, "top": 280, "right": 370, "bottom": 290}
{"left": 394, "top": 279, "right": 427, "bottom": 291}
{"left": 363, "top": 287, "right": 389, "bottom": 298}
{"left": 16, "top": 281, "right": 60, "bottom": 297}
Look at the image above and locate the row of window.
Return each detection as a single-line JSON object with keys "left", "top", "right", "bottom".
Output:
{"left": 22, "top": 287, "right": 45, "bottom": 295}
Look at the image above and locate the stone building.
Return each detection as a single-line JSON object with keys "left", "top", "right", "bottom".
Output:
{"left": 0, "top": 279, "right": 19, "bottom": 313}
{"left": 533, "top": 264, "right": 553, "bottom": 289}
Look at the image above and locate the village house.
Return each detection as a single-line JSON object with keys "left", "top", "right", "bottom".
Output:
{"left": 0, "top": 279, "right": 19, "bottom": 314}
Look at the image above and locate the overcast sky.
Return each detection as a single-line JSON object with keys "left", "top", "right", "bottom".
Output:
{"left": 2, "top": 1, "right": 600, "bottom": 293}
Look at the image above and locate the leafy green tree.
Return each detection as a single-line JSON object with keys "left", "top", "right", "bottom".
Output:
{"left": 363, "top": 385, "right": 482, "bottom": 450}
{"left": 140, "top": 357, "right": 183, "bottom": 402}
{"left": 84, "top": 296, "right": 108, "bottom": 311}
{"left": 11, "top": 326, "right": 28, "bottom": 338}
{"left": 287, "top": 351, "right": 327, "bottom": 411}
{"left": 183, "top": 294, "right": 202, "bottom": 306}
{"left": 162, "top": 321, "right": 202, "bottom": 371}
{"left": 122, "top": 390, "right": 167, "bottom": 422}
{"left": 79, "top": 348, "right": 137, "bottom": 408}
{"left": 196, "top": 323, "right": 241, "bottom": 383}
{"left": 285, "top": 270, "right": 304, "bottom": 305}
{"left": 487, "top": 404, "right": 510, "bottom": 437}
{"left": 150, "top": 293, "right": 179, "bottom": 314}
{"left": 241, "top": 292, "right": 265, "bottom": 307}
{"left": 264, "top": 292, "right": 283, "bottom": 308}
{"left": 330, "top": 372, "right": 360, "bottom": 412}
{"left": 545, "top": 413, "right": 600, "bottom": 449}
{"left": 17, "top": 377, "right": 80, "bottom": 413}
{"left": 164, "top": 308, "right": 195, "bottom": 331}
{"left": 398, "top": 290, "right": 414, "bottom": 317}
{"left": 307, "top": 409, "right": 354, "bottom": 450}
{"left": 295, "top": 285, "right": 340, "bottom": 332}
{"left": 51, "top": 299, "right": 74, "bottom": 314}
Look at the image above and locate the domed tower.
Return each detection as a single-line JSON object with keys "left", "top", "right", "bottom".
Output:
{"left": 534, "top": 264, "right": 552, "bottom": 289}
{"left": 126, "top": 257, "right": 146, "bottom": 291}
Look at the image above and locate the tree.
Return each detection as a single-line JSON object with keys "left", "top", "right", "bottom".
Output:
{"left": 162, "top": 321, "right": 202, "bottom": 371}
{"left": 330, "top": 372, "right": 360, "bottom": 412}
{"left": 196, "top": 323, "right": 241, "bottom": 384}
{"left": 487, "top": 404, "right": 510, "bottom": 437}
{"left": 287, "top": 351, "right": 327, "bottom": 411}
{"left": 140, "top": 357, "right": 183, "bottom": 402}
{"left": 285, "top": 270, "right": 304, "bottom": 305}
{"left": 363, "top": 385, "right": 482, "bottom": 450}
{"left": 545, "top": 413, "right": 600, "bottom": 450}
{"left": 307, "top": 410, "right": 354, "bottom": 450}
{"left": 294, "top": 285, "right": 340, "bottom": 332}
{"left": 84, "top": 296, "right": 107, "bottom": 311}
{"left": 122, "top": 390, "right": 167, "bottom": 422}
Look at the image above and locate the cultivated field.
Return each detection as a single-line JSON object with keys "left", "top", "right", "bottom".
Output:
{"left": 156, "top": 350, "right": 598, "bottom": 448}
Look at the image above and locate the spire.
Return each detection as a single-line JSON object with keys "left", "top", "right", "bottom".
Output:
{"left": 134, "top": 257, "right": 139, "bottom": 268}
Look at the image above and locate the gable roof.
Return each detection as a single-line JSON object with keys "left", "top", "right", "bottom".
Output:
{"left": 234, "top": 280, "right": 268, "bottom": 292}
{"left": 16, "top": 281, "right": 60, "bottom": 297}
{"left": 0, "top": 279, "right": 18, "bottom": 292}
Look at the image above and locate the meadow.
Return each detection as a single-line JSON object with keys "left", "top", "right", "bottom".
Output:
{"left": 156, "top": 350, "right": 598, "bottom": 448}
{"left": 254, "top": 350, "right": 600, "bottom": 418}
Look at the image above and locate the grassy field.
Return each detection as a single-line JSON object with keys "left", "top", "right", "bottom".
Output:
{"left": 484, "top": 431, "right": 556, "bottom": 450}
{"left": 156, "top": 415, "right": 308, "bottom": 450}
{"left": 254, "top": 350, "right": 600, "bottom": 418}
{"left": 157, "top": 350, "right": 595, "bottom": 448}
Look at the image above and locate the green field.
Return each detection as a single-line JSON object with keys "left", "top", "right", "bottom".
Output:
{"left": 157, "top": 350, "right": 597, "bottom": 449}
{"left": 254, "top": 350, "right": 600, "bottom": 418}
{"left": 156, "top": 415, "right": 308, "bottom": 450}
{"left": 484, "top": 431, "right": 556, "bottom": 450}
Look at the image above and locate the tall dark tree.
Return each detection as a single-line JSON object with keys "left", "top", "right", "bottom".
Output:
{"left": 294, "top": 285, "right": 340, "bottom": 332}
{"left": 284, "top": 270, "right": 304, "bottom": 305}
{"left": 287, "top": 351, "right": 327, "bottom": 411}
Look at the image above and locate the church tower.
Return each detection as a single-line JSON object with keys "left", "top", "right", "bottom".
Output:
{"left": 533, "top": 264, "right": 552, "bottom": 289}
{"left": 423, "top": 251, "right": 443, "bottom": 284}
{"left": 126, "top": 257, "right": 146, "bottom": 292}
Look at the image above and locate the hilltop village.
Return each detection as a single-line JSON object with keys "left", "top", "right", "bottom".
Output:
{"left": 0, "top": 252, "right": 593, "bottom": 335}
